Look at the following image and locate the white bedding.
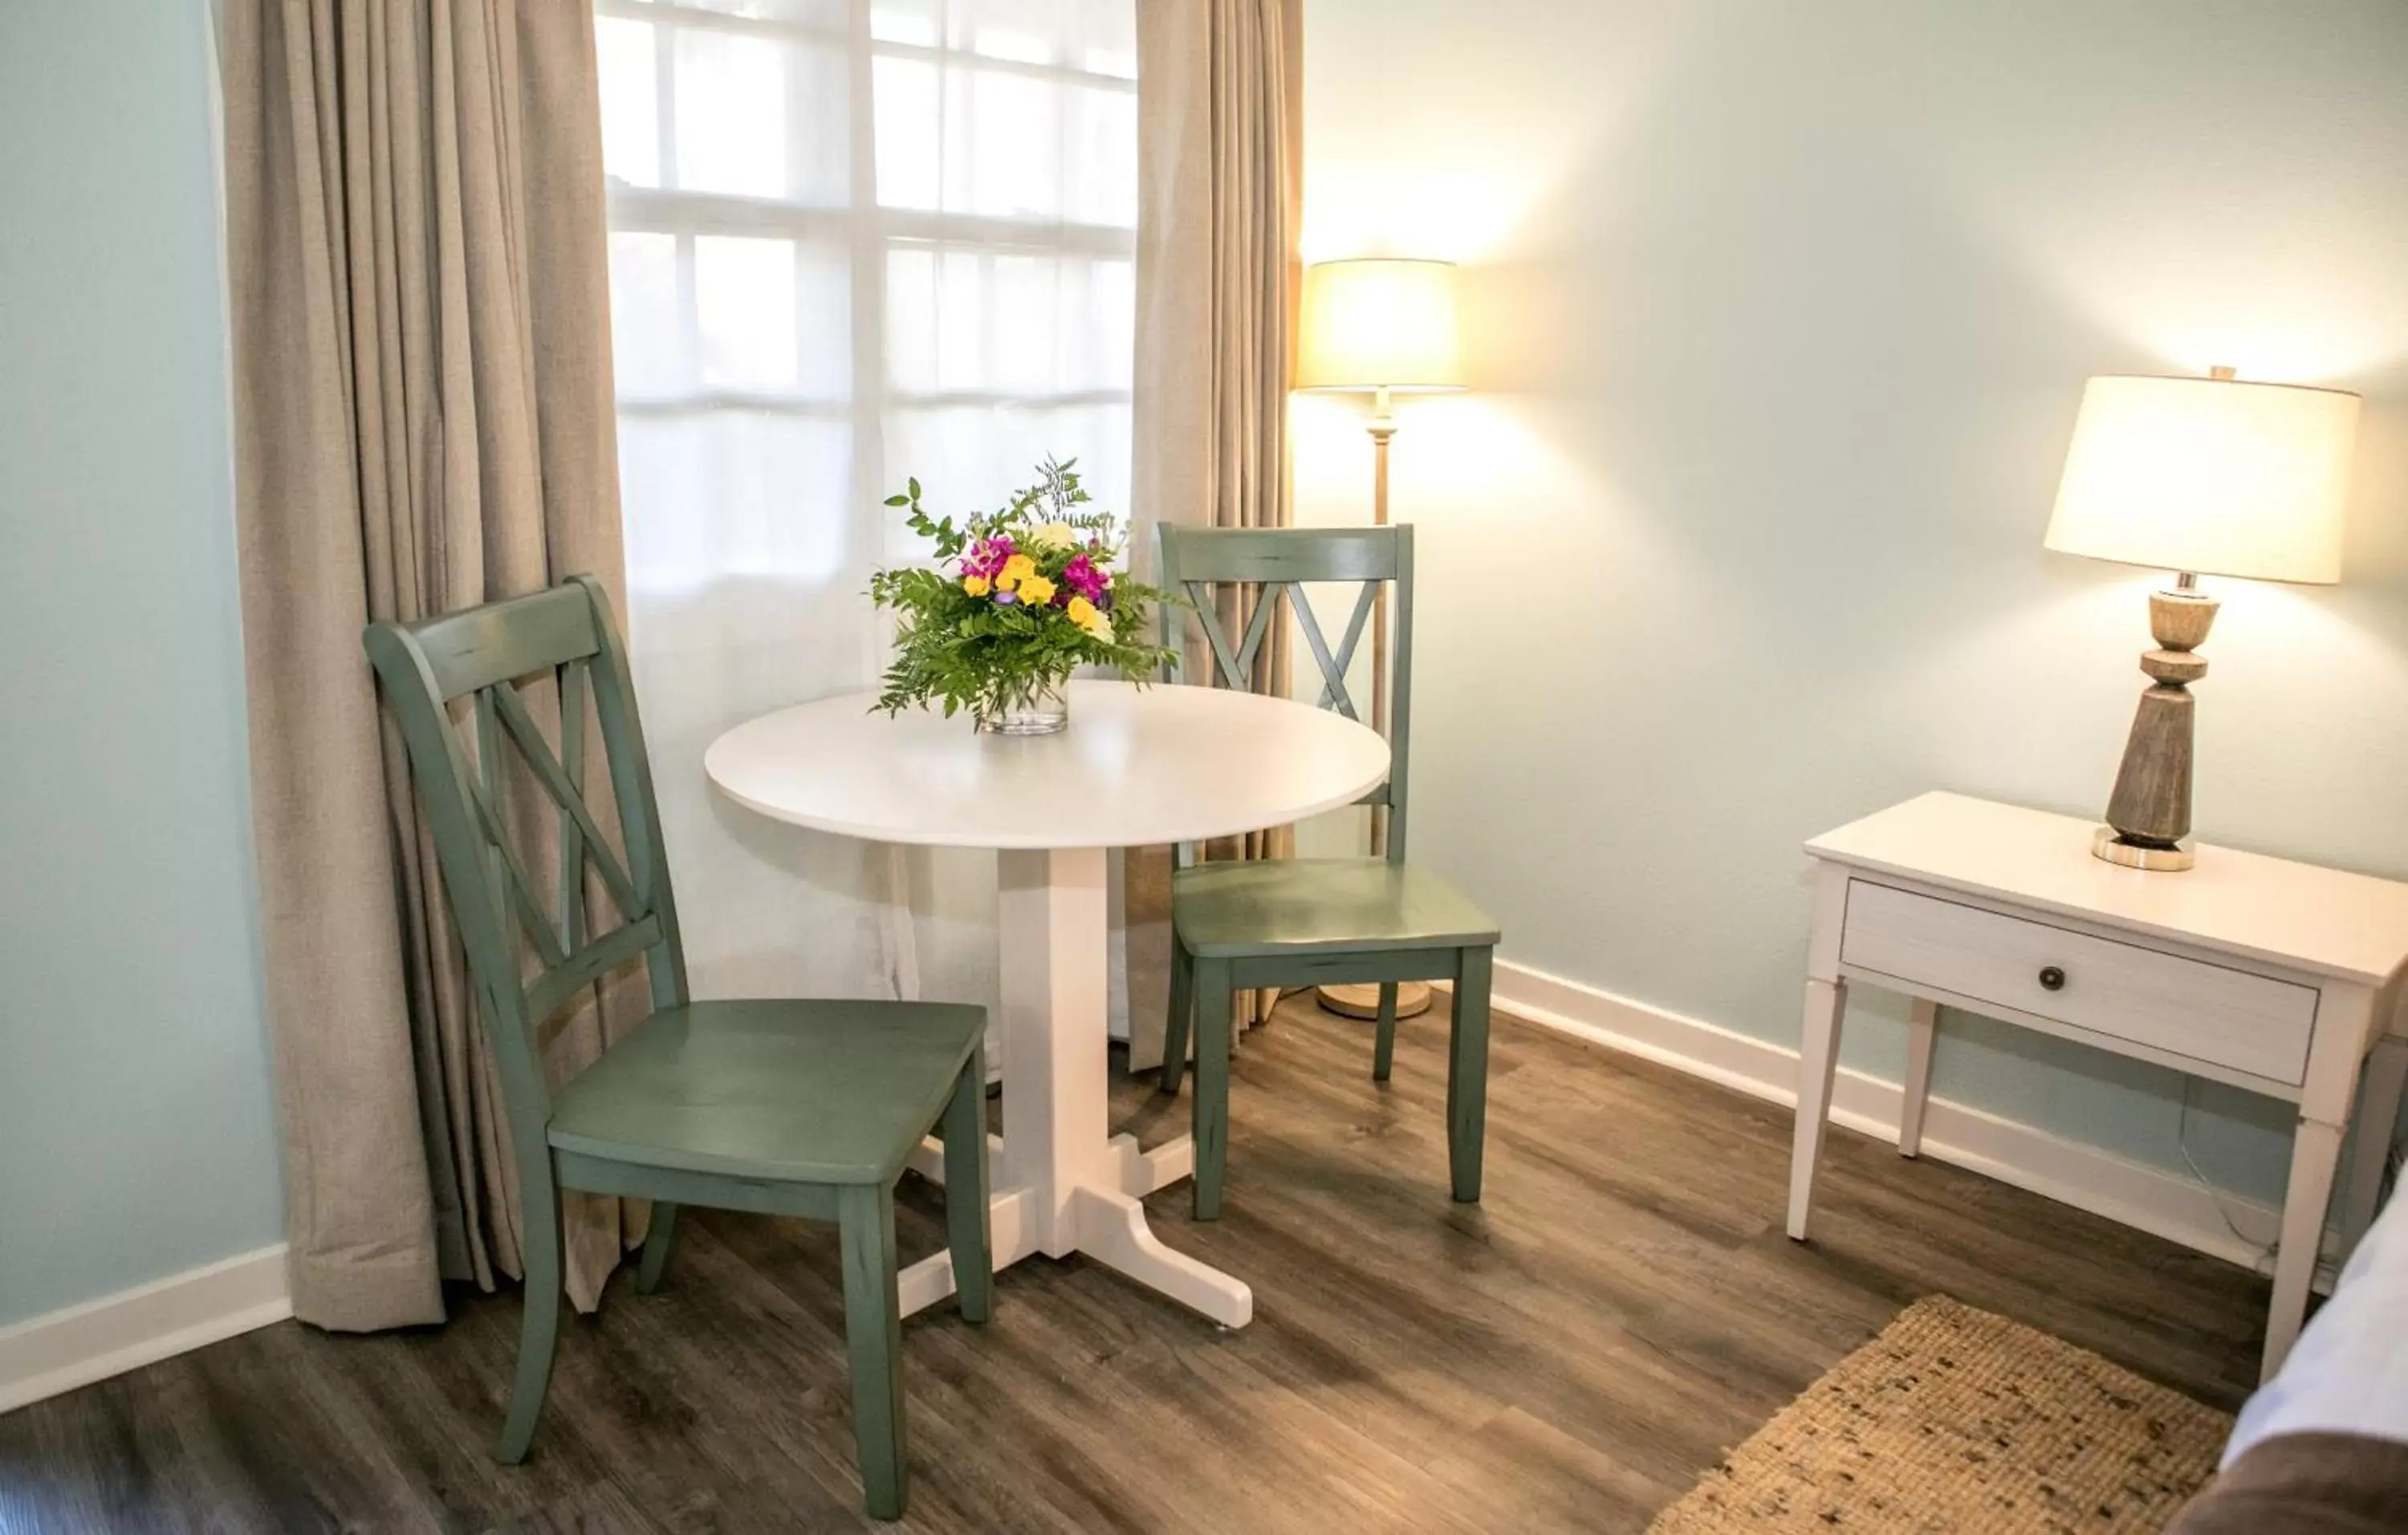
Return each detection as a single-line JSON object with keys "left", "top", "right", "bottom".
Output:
{"left": 2224, "top": 1174, "right": 2408, "bottom": 1466}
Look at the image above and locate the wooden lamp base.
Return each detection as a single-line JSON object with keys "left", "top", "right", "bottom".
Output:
{"left": 2095, "top": 580, "right": 2214, "bottom": 873}
{"left": 1316, "top": 979, "right": 1434, "bottom": 1020}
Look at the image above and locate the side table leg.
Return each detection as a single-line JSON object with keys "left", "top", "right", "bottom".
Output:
{"left": 2264, "top": 986, "right": 2377, "bottom": 1379}
{"left": 2264, "top": 1118, "right": 2343, "bottom": 1379}
{"left": 1788, "top": 976, "right": 1848, "bottom": 1241}
{"left": 1899, "top": 997, "right": 1938, "bottom": 1159}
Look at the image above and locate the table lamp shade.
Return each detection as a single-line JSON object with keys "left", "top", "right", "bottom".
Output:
{"left": 2044, "top": 373, "right": 2361, "bottom": 584}
{"left": 1296, "top": 259, "right": 1465, "bottom": 393}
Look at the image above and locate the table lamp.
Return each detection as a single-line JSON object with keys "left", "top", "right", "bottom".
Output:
{"left": 1296, "top": 258, "right": 1465, "bottom": 1018}
{"left": 2045, "top": 367, "right": 2361, "bottom": 870}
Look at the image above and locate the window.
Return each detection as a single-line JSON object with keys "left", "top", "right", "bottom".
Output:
{"left": 593, "top": 0, "right": 1137, "bottom": 999}
{"left": 596, "top": 0, "right": 1138, "bottom": 595}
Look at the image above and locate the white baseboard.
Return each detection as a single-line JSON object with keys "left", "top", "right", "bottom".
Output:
{"left": 0, "top": 1244, "right": 292, "bottom": 1415}
{"left": 1470, "top": 959, "right": 2295, "bottom": 1276}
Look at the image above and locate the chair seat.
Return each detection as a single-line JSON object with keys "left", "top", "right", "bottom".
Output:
{"left": 1173, "top": 857, "right": 1499, "bottom": 958}
{"left": 547, "top": 998, "right": 984, "bottom": 1186}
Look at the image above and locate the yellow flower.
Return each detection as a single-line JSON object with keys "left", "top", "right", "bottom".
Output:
{"left": 1065, "top": 594, "right": 1097, "bottom": 628}
{"left": 962, "top": 574, "right": 991, "bottom": 596}
{"left": 1077, "top": 605, "right": 1113, "bottom": 643}
{"left": 1019, "top": 574, "right": 1056, "bottom": 605}
{"left": 1032, "top": 522, "right": 1078, "bottom": 552}
{"left": 1001, "top": 554, "right": 1037, "bottom": 581}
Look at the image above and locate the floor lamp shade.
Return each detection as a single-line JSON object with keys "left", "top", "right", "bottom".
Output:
{"left": 2045, "top": 373, "right": 2359, "bottom": 584}
{"left": 2044, "top": 369, "right": 2361, "bottom": 870}
{"left": 1296, "top": 259, "right": 1465, "bottom": 393}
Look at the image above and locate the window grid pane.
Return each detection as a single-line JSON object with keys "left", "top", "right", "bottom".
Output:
{"left": 603, "top": 0, "right": 1135, "bottom": 596}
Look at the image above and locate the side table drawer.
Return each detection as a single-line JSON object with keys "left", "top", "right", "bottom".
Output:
{"left": 1839, "top": 879, "right": 2317, "bottom": 1085}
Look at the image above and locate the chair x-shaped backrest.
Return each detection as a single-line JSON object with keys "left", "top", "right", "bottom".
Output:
{"left": 364, "top": 576, "right": 689, "bottom": 1138}
{"left": 1155, "top": 523, "right": 1414, "bottom": 863}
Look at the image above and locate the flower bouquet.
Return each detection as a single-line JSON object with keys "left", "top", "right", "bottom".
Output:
{"left": 868, "top": 458, "right": 1175, "bottom": 734}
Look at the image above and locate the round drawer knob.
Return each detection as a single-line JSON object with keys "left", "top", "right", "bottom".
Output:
{"left": 2038, "top": 965, "right": 2067, "bottom": 992}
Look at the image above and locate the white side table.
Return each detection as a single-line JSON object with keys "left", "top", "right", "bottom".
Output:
{"left": 705, "top": 679, "right": 1390, "bottom": 1330}
{"left": 1788, "top": 792, "right": 2408, "bottom": 1380}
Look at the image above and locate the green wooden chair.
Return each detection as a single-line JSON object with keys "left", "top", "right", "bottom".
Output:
{"left": 1153, "top": 525, "right": 1500, "bottom": 1220}
{"left": 364, "top": 576, "right": 990, "bottom": 1521}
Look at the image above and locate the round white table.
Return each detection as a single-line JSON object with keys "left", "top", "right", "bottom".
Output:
{"left": 704, "top": 678, "right": 1390, "bottom": 1328}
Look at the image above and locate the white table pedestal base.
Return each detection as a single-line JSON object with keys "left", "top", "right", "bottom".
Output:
{"left": 894, "top": 848, "right": 1252, "bottom": 1329}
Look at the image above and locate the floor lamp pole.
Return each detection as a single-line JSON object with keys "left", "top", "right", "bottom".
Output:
{"left": 1368, "top": 398, "right": 1394, "bottom": 842}
{"left": 1319, "top": 386, "right": 1435, "bottom": 1022}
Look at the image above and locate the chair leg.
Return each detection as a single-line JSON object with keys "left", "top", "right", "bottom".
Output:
{"left": 495, "top": 1167, "right": 564, "bottom": 1464}
{"left": 1160, "top": 937, "right": 1196, "bottom": 1096}
{"left": 1193, "top": 959, "right": 1234, "bottom": 1221}
{"left": 942, "top": 1053, "right": 993, "bottom": 1325}
{"left": 1448, "top": 949, "right": 1494, "bottom": 1204}
{"left": 1372, "top": 982, "right": 1400, "bottom": 1083}
{"left": 838, "top": 1183, "right": 909, "bottom": 1521}
{"left": 634, "top": 1202, "right": 680, "bottom": 1294}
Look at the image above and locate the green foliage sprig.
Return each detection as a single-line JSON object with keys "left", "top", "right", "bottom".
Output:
{"left": 868, "top": 458, "right": 1177, "bottom": 722}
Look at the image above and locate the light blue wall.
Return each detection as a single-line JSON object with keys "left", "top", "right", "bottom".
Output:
{"left": 1300, "top": 2, "right": 2408, "bottom": 1217}
{"left": 0, "top": 0, "right": 286, "bottom": 1326}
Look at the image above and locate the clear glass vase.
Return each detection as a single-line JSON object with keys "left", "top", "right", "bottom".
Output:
{"left": 976, "top": 680, "right": 1070, "bottom": 736}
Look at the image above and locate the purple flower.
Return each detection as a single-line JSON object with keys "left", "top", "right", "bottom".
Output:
{"left": 1060, "top": 553, "right": 1108, "bottom": 604}
{"left": 992, "top": 588, "right": 1018, "bottom": 605}
{"left": 961, "top": 533, "right": 1016, "bottom": 581}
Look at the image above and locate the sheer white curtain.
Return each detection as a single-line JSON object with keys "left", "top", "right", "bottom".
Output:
{"left": 595, "top": 0, "right": 1137, "bottom": 1008}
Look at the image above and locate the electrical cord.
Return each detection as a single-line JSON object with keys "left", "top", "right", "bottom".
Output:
{"left": 2176, "top": 1074, "right": 2280, "bottom": 1277}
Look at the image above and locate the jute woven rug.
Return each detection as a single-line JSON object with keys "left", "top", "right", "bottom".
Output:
{"left": 1648, "top": 1297, "right": 2232, "bottom": 1534}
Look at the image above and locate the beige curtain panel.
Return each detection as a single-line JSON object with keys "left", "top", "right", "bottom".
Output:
{"left": 1125, "top": 0, "right": 1305, "bottom": 1073}
{"left": 218, "top": 0, "right": 637, "bottom": 1330}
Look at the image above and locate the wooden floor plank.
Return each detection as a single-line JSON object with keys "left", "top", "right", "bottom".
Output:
{"left": 0, "top": 1002, "right": 2271, "bottom": 1533}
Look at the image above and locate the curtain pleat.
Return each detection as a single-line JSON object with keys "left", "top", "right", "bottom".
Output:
{"left": 1124, "top": 0, "right": 1304, "bottom": 1071}
{"left": 219, "top": 0, "right": 638, "bottom": 1329}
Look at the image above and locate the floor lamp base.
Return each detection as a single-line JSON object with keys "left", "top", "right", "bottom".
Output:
{"left": 1316, "top": 981, "right": 1434, "bottom": 1020}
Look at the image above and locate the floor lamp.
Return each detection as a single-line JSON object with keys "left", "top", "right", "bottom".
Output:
{"left": 1295, "top": 258, "right": 1466, "bottom": 1020}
